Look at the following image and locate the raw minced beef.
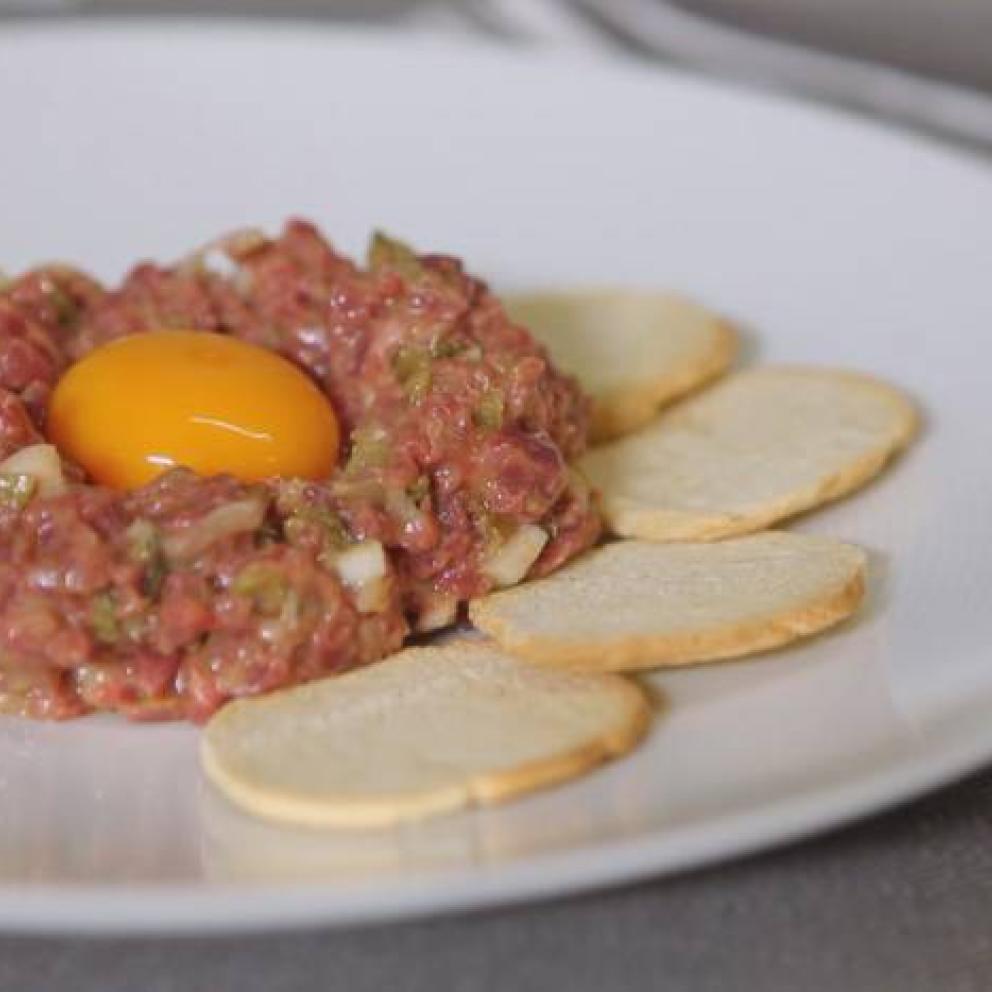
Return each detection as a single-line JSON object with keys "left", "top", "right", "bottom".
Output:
{"left": 0, "top": 219, "right": 599, "bottom": 721}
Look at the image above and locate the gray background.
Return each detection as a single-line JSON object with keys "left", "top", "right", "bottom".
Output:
{"left": 8, "top": 0, "right": 992, "bottom": 94}
{"left": 678, "top": 0, "right": 992, "bottom": 91}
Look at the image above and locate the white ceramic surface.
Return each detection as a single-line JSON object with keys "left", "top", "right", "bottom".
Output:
{"left": 0, "top": 23, "right": 991, "bottom": 935}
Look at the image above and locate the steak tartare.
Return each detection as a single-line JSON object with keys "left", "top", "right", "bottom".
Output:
{"left": 0, "top": 220, "right": 599, "bottom": 721}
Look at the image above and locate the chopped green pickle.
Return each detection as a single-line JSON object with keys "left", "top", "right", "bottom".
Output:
{"left": 232, "top": 564, "right": 290, "bottom": 615}
{"left": 407, "top": 475, "right": 430, "bottom": 504}
{"left": 391, "top": 346, "right": 433, "bottom": 403}
{"left": 403, "top": 366, "right": 431, "bottom": 403}
{"left": 143, "top": 557, "right": 168, "bottom": 599}
{"left": 346, "top": 426, "right": 391, "bottom": 472}
{"left": 90, "top": 591, "right": 120, "bottom": 645}
{"left": 126, "top": 520, "right": 168, "bottom": 597}
{"left": 475, "top": 390, "right": 505, "bottom": 430}
{"left": 367, "top": 231, "right": 424, "bottom": 279}
{"left": 284, "top": 505, "right": 352, "bottom": 549}
{"left": 45, "top": 282, "right": 79, "bottom": 326}
{"left": 431, "top": 337, "right": 468, "bottom": 360}
{"left": 391, "top": 346, "right": 426, "bottom": 381}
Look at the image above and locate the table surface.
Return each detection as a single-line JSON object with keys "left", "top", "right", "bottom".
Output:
{"left": 3, "top": 768, "right": 990, "bottom": 992}
{"left": 2, "top": 7, "right": 991, "bottom": 989}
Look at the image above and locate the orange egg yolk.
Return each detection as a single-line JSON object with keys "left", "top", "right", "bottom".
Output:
{"left": 48, "top": 330, "right": 340, "bottom": 490}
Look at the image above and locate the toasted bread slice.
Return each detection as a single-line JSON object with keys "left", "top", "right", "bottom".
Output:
{"left": 201, "top": 641, "right": 651, "bottom": 828}
{"left": 582, "top": 367, "right": 917, "bottom": 541}
{"left": 469, "top": 533, "right": 866, "bottom": 671}
{"left": 506, "top": 290, "right": 736, "bottom": 442}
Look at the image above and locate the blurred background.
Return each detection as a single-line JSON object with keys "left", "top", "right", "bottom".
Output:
{"left": 1, "top": 0, "right": 990, "bottom": 148}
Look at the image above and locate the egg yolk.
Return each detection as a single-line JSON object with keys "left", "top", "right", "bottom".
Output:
{"left": 48, "top": 331, "right": 340, "bottom": 490}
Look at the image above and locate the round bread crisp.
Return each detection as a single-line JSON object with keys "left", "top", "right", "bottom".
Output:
{"left": 201, "top": 641, "right": 651, "bottom": 828}
{"left": 581, "top": 367, "right": 917, "bottom": 541}
{"left": 505, "top": 290, "right": 736, "bottom": 442}
{"left": 469, "top": 533, "right": 866, "bottom": 671}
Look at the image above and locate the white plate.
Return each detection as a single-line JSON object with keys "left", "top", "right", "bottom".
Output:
{"left": 1, "top": 22, "right": 991, "bottom": 936}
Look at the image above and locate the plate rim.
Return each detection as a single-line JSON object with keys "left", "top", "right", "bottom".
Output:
{"left": 1, "top": 19, "right": 991, "bottom": 935}
{"left": 3, "top": 707, "right": 991, "bottom": 936}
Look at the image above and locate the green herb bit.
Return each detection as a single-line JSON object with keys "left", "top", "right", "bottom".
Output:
{"left": 0, "top": 473, "right": 36, "bottom": 510}
{"left": 391, "top": 346, "right": 433, "bottom": 403}
{"left": 314, "top": 507, "right": 351, "bottom": 548}
{"left": 126, "top": 520, "right": 168, "bottom": 598}
{"left": 407, "top": 475, "right": 430, "bottom": 504}
{"left": 474, "top": 390, "right": 505, "bottom": 430}
{"left": 285, "top": 505, "right": 351, "bottom": 550}
{"left": 143, "top": 557, "right": 168, "bottom": 600}
{"left": 45, "top": 283, "right": 78, "bottom": 326}
{"left": 328, "top": 476, "right": 385, "bottom": 504}
{"left": 90, "top": 591, "right": 120, "bottom": 645}
{"left": 431, "top": 337, "right": 468, "bottom": 360}
{"left": 392, "top": 345, "right": 427, "bottom": 381}
{"left": 231, "top": 564, "right": 290, "bottom": 615}
{"left": 404, "top": 365, "right": 431, "bottom": 404}
{"left": 367, "top": 231, "right": 424, "bottom": 279}
{"left": 346, "top": 427, "right": 391, "bottom": 473}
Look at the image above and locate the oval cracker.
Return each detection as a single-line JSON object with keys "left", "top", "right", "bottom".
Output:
{"left": 581, "top": 367, "right": 917, "bottom": 541}
{"left": 506, "top": 290, "right": 736, "bottom": 442}
{"left": 469, "top": 533, "right": 867, "bottom": 671}
{"left": 201, "top": 642, "right": 651, "bottom": 828}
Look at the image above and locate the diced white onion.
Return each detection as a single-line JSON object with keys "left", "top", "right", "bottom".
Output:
{"left": 161, "top": 498, "right": 266, "bottom": 561}
{"left": 182, "top": 230, "right": 264, "bottom": 295}
{"left": 0, "top": 444, "right": 66, "bottom": 498}
{"left": 198, "top": 246, "right": 241, "bottom": 280}
{"left": 333, "top": 540, "right": 387, "bottom": 586}
{"left": 415, "top": 594, "right": 458, "bottom": 633}
{"left": 329, "top": 540, "right": 390, "bottom": 614}
{"left": 481, "top": 524, "right": 548, "bottom": 589}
